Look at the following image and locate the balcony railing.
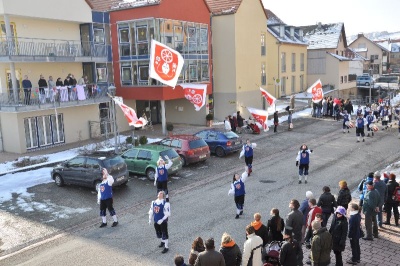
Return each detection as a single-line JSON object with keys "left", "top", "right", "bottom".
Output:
{"left": 0, "top": 84, "right": 111, "bottom": 111}
{"left": 0, "top": 37, "right": 108, "bottom": 58}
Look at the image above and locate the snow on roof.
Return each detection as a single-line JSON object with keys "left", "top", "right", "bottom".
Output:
{"left": 327, "top": 52, "right": 352, "bottom": 61}
{"left": 300, "top": 22, "right": 344, "bottom": 50}
{"left": 392, "top": 43, "right": 400, "bottom": 53}
{"left": 345, "top": 48, "right": 368, "bottom": 60}
{"left": 265, "top": 9, "right": 285, "bottom": 25}
{"left": 110, "top": 0, "right": 160, "bottom": 10}
{"left": 268, "top": 25, "right": 308, "bottom": 46}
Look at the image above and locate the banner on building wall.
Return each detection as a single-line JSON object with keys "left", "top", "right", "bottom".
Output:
{"left": 180, "top": 83, "right": 207, "bottom": 111}
{"left": 149, "top": 39, "right": 184, "bottom": 88}
{"left": 307, "top": 79, "right": 324, "bottom": 103}
{"left": 247, "top": 107, "right": 269, "bottom": 132}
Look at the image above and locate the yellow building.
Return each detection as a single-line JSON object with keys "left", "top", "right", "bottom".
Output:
{"left": 205, "top": 0, "right": 268, "bottom": 121}
{"left": 265, "top": 9, "right": 308, "bottom": 98}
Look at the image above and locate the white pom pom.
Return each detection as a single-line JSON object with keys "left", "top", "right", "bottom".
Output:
{"left": 252, "top": 143, "right": 257, "bottom": 148}
{"left": 242, "top": 168, "right": 249, "bottom": 179}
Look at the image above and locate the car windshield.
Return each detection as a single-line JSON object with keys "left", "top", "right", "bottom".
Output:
{"left": 160, "top": 149, "right": 179, "bottom": 159}
{"left": 103, "top": 155, "right": 125, "bottom": 168}
{"left": 189, "top": 139, "right": 208, "bottom": 149}
{"left": 224, "top": 131, "right": 239, "bottom": 139}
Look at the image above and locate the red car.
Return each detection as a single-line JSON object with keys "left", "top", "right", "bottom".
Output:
{"left": 157, "top": 135, "right": 210, "bottom": 166}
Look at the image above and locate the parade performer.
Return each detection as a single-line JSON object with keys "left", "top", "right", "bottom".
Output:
{"left": 97, "top": 168, "right": 118, "bottom": 228}
{"left": 228, "top": 169, "right": 248, "bottom": 219}
{"left": 148, "top": 190, "right": 171, "bottom": 254}
{"left": 296, "top": 144, "right": 313, "bottom": 184}
{"left": 366, "top": 110, "right": 376, "bottom": 137}
{"left": 239, "top": 139, "right": 257, "bottom": 175}
{"left": 355, "top": 113, "right": 368, "bottom": 142}
{"left": 340, "top": 110, "right": 351, "bottom": 133}
{"left": 154, "top": 155, "right": 172, "bottom": 202}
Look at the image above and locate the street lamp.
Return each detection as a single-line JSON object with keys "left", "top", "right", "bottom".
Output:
{"left": 108, "top": 85, "right": 119, "bottom": 153}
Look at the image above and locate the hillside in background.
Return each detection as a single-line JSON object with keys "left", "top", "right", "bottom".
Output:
{"left": 347, "top": 31, "right": 400, "bottom": 44}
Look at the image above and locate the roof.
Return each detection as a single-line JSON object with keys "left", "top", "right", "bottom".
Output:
{"left": 205, "top": 0, "right": 267, "bottom": 17}
{"left": 349, "top": 33, "right": 390, "bottom": 52}
{"left": 345, "top": 48, "right": 368, "bottom": 60}
{"left": 265, "top": 9, "right": 285, "bottom": 25}
{"left": 300, "top": 22, "right": 345, "bottom": 50}
{"left": 268, "top": 25, "right": 308, "bottom": 46}
{"left": 391, "top": 43, "right": 400, "bottom": 53}
{"left": 327, "top": 52, "right": 352, "bottom": 61}
{"left": 88, "top": 0, "right": 162, "bottom": 11}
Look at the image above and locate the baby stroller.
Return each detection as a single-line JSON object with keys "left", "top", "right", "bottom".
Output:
{"left": 264, "top": 241, "right": 282, "bottom": 266}
{"left": 244, "top": 120, "right": 261, "bottom": 134}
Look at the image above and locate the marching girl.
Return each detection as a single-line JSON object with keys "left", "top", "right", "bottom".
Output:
{"left": 239, "top": 139, "right": 257, "bottom": 175}
{"left": 340, "top": 110, "right": 351, "bottom": 133}
{"left": 228, "top": 168, "right": 249, "bottom": 219}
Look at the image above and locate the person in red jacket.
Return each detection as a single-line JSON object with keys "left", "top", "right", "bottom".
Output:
{"left": 304, "top": 198, "right": 322, "bottom": 246}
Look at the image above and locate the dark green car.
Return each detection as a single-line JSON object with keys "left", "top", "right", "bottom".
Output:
{"left": 121, "top": 145, "right": 183, "bottom": 180}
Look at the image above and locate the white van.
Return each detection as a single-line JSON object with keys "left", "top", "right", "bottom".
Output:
{"left": 356, "top": 75, "right": 372, "bottom": 86}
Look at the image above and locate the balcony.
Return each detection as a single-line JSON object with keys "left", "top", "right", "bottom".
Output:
{"left": 0, "top": 84, "right": 110, "bottom": 112}
{"left": 0, "top": 37, "right": 109, "bottom": 62}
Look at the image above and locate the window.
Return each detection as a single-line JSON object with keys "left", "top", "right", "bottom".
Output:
{"left": 281, "top": 77, "right": 286, "bottom": 95}
{"left": 94, "top": 28, "right": 105, "bottom": 44}
{"left": 121, "top": 65, "right": 132, "bottom": 86}
{"left": 136, "top": 26, "right": 147, "bottom": 43}
{"left": 340, "top": 76, "right": 343, "bottom": 83}
{"left": 291, "top": 53, "right": 296, "bottom": 72}
{"left": 139, "top": 65, "right": 149, "bottom": 82}
{"left": 261, "top": 63, "right": 266, "bottom": 85}
{"left": 68, "top": 157, "right": 86, "bottom": 168}
{"left": 300, "top": 53, "right": 304, "bottom": 71}
{"left": 171, "top": 139, "right": 181, "bottom": 148}
{"left": 201, "top": 62, "right": 209, "bottom": 81}
{"left": 375, "top": 55, "right": 378, "bottom": 60}
{"left": 281, "top": 52, "right": 286, "bottom": 73}
{"left": 119, "top": 28, "right": 129, "bottom": 43}
{"left": 189, "top": 64, "right": 198, "bottom": 81}
{"left": 300, "top": 75, "right": 304, "bottom": 91}
{"left": 291, "top": 76, "right": 295, "bottom": 93}
{"left": 123, "top": 149, "right": 138, "bottom": 159}
{"left": 137, "top": 150, "right": 151, "bottom": 160}
{"left": 344, "top": 76, "right": 348, "bottom": 83}
{"left": 358, "top": 43, "right": 366, "bottom": 49}
{"left": 261, "top": 33, "right": 266, "bottom": 56}
{"left": 86, "top": 158, "right": 100, "bottom": 169}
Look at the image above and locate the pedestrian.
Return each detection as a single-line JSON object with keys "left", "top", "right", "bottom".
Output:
{"left": 384, "top": 173, "right": 399, "bottom": 226}
{"left": 239, "top": 139, "right": 256, "bottom": 176}
{"left": 194, "top": 238, "right": 225, "bottom": 266}
{"left": 219, "top": 232, "right": 242, "bottom": 266}
{"left": 148, "top": 190, "right": 171, "bottom": 254}
{"left": 229, "top": 115, "right": 236, "bottom": 132}
{"left": 273, "top": 111, "right": 279, "bottom": 133}
{"left": 337, "top": 180, "right": 352, "bottom": 210}
{"left": 310, "top": 220, "right": 332, "bottom": 266}
{"left": 228, "top": 170, "right": 248, "bottom": 219}
{"left": 340, "top": 110, "right": 351, "bottom": 133}
{"left": 285, "top": 199, "right": 303, "bottom": 243}
{"left": 97, "top": 168, "right": 118, "bottom": 228}
{"left": 304, "top": 198, "right": 322, "bottom": 246}
{"left": 366, "top": 110, "right": 376, "bottom": 137}
{"left": 38, "top": 74, "right": 47, "bottom": 103}
{"left": 299, "top": 191, "right": 314, "bottom": 243}
{"left": 250, "top": 213, "right": 269, "bottom": 247}
{"left": 362, "top": 181, "right": 380, "bottom": 240}
{"left": 381, "top": 106, "right": 389, "bottom": 130}
{"left": 154, "top": 155, "right": 172, "bottom": 201}
{"left": 267, "top": 208, "right": 285, "bottom": 242}
{"left": 355, "top": 112, "right": 367, "bottom": 142}
{"left": 295, "top": 144, "right": 313, "bottom": 184}
{"left": 347, "top": 203, "right": 362, "bottom": 265}
{"left": 175, "top": 254, "right": 187, "bottom": 266}
{"left": 373, "top": 171, "right": 388, "bottom": 228}
{"left": 232, "top": 113, "right": 238, "bottom": 133}
{"left": 224, "top": 116, "right": 232, "bottom": 132}
{"left": 279, "top": 232, "right": 302, "bottom": 266}
{"left": 317, "top": 186, "right": 337, "bottom": 227}
{"left": 22, "top": 75, "right": 32, "bottom": 105}
{"left": 287, "top": 109, "right": 293, "bottom": 131}
{"left": 329, "top": 206, "right": 348, "bottom": 266}
{"left": 242, "top": 225, "right": 263, "bottom": 266}
{"left": 236, "top": 111, "right": 244, "bottom": 134}
{"left": 290, "top": 94, "right": 295, "bottom": 110}
{"left": 188, "top": 237, "right": 206, "bottom": 265}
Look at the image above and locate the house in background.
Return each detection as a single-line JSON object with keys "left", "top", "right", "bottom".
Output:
{"left": 376, "top": 38, "right": 400, "bottom": 74}
{"left": 265, "top": 9, "right": 308, "bottom": 98}
{"left": 0, "top": 0, "right": 123, "bottom": 154}
{"left": 300, "top": 22, "right": 361, "bottom": 98}
{"left": 205, "top": 0, "right": 268, "bottom": 120}
{"left": 348, "top": 33, "right": 390, "bottom": 76}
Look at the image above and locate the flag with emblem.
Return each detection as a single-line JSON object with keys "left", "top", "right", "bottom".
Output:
{"left": 247, "top": 107, "right": 269, "bottom": 132}
{"left": 112, "top": 97, "right": 148, "bottom": 127}
{"left": 260, "top": 87, "right": 276, "bottom": 106}
{"left": 307, "top": 79, "right": 324, "bottom": 103}
{"left": 179, "top": 83, "right": 207, "bottom": 111}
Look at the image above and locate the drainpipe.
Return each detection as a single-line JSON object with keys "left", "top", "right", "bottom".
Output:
{"left": 4, "top": 14, "right": 18, "bottom": 103}
{"left": 0, "top": 115, "right": 3, "bottom": 152}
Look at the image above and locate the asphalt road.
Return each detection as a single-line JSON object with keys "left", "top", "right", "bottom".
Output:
{"left": 0, "top": 116, "right": 399, "bottom": 265}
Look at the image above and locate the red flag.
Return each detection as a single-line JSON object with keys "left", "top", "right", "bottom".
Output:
{"left": 307, "top": 79, "right": 324, "bottom": 103}
{"left": 247, "top": 107, "right": 269, "bottom": 132}
{"left": 180, "top": 83, "right": 207, "bottom": 111}
{"left": 113, "top": 97, "right": 148, "bottom": 127}
{"left": 149, "top": 39, "right": 184, "bottom": 88}
{"left": 260, "top": 87, "right": 276, "bottom": 106}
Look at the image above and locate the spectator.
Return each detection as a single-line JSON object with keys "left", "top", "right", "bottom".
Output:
{"left": 337, "top": 180, "right": 352, "bottom": 210}
{"left": 279, "top": 232, "right": 302, "bottom": 266}
{"left": 194, "top": 238, "right": 225, "bottom": 266}
{"left": 329, "top": 206, "right": 348, "bottom": 266}
{"left": 250, "top": 213, "right": 269, "bottom": 247}
{"left": 273, "top": 111, "right": 279, "bottom": 133}
{"left": 362, "top": 181, "right": 380, "bottom": 240}
{"left": 78, "top": 75, "right": 88, "bottom": 85}
{"left": 224, "top": 117, "right": 231, "bottom": 132}
{"left": 236, "top": 111, "right": 244, "bottom": 134}
{"left": 188, "top": 237, "right": 205, "bottom": 266}
{"left": 304, "top": 198, "right": 322, "bottom": 245}
{"left": 175, "top": 254, "right": 187, "bottom": 266}
{"left": 347, "top": 203, "right": 362, "bottom": 265}
{"left": 56, "top": 77, "right": 63, "bottom": 86}
{"left": 48, "top": 76, "right": 56, "bottom": 102}
{"left": 242, "top": 225, "right": 263, "bottom": 266}
{"left": 285, "top": 199, "right": 303, "bottom": 243}
{"left": 219, "top": 232, "right": 241, "bottom": 266}
{"left": 317, "top": 186, "right": 337, "bottom": 227}
{"left": 38, "top": 74, "right": 47, "bottom": 103}
{"left": 22, "top": 75, "right": 32, "bottom": 105}
{"left": 299, "top": 191, "right": 314, "bottom": 243}
{"left": 267, "top": 208, "right": 285, "bottom": 242}
{"left": 310, "top": 220, "right": 332, "bottom": 266}
{"left": 373, "top": 171, "right": 388, "bottom": 228}
{"left": 384, "top": 173, "right": 399, "bottom": 226}
{"left": 232, "top": 113, "right": 238, "bottom": 133}
{"left": 358, "top": 172, "right": 374, "bottom": 207}
{"left": 229, "top": 115, "right": 235, "bottom": 132}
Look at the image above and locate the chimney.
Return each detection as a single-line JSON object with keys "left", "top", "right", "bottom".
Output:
{"left": 290, "top": 27, "right": 295, "bottom": 40}
{"left": 358, "top": 33, "right": 364, "bottom": 38}
{"left": 299, "top": 29, "right": 303, "bottom": 41}
{"left": 280, "top": 25, "right": 285, "bottom": 38}
{"left": 317, "top": 22, "right": 322, "bottom": 29}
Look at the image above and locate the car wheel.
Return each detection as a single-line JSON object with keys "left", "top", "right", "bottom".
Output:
{"left": 365, "top": 82, "right": 370, "bottom": 86}
{"left": 54, "top": 174, "right": 64, "bottom": 187}
{"left": 215, "top": 147, "right": 225, "bottom": 157}
{"left": 146, "top": 168, "right": 156, "bottom": 181}
{"left": 94, "top": 180, "right": 102, "bottom": 192}
{"left": 179, "top": 155, "right": 187, "bottom": 166}
{"left": 120, "top": 181, "right": 128, "bottom": 186}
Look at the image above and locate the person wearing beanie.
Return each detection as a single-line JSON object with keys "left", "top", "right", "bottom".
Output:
{"left": 383, "top": 171, "right": 390, "bottom": 184}
{"left": 299, "top": 191, "right": 314, "bottom": 243}
{"left": 384, "top": 173, "right": 399, "bottom": 226}
{"left": 355, "top": 112, "right": 367, "bottom": 142}
{"left": 337, "top": 180, "right": 352, "bottom": 210}
{"left": 317, "top": 186, "right": 337, "bottom": 227}
{"left": 347, "top": 203, "right": 362, "bottom": 264}
{"left": 295, "top": 144, "right": 313, "bottom": 184}
{"left": 219, "top": 232, "right": 242, "bottom": 266}
{"left": 373, "top": 172, "right": 388, "bottom": 228}
{"left": 358, "top": 172, "right": 374, "bottom": 207}
{"left": 250, "top": 213, "right": 269, "bottom": 247}
{"left": 228, "top": 169, "right": 248, "bottom": 219}
{"left": 148, "top": 191, "right": 171, "bottom": 254}
{"left": 362, "top": 181, "right": 380, "bottom": 240}
{"left": 329, "top": 206, "right": 348, "bottom": 266}
{"left": 310, "top": 220, "right": 332, "bottom": 266}
{"left": 279, "top": 232, "right": 302, "bottom": 266}
{"left": 154, "top": 155, "right": 173, "bottom": 202}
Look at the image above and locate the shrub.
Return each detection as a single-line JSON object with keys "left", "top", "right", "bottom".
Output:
{"left": 139, "top": 135, "right": 148, "bottom": 145}
{"left": 13, "top": 156, "right": 49, "bottom": 168}
{"left": 126, "top": 136, "right": 133, "bottom": 144}
{"left": 166, "top": 123, "right": 174, "bottom": 131}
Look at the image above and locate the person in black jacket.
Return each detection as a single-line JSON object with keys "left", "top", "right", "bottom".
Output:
{"left": 56, "top": 77, "right": 63, "bottom": 86}
{"left": 38, "top": 74, "right": 47, "bottom": 103}
{"left": 250, "top": 212, "right": 269, "bottom": 247}
{"left": 337, "top": 180, "right": 352, "bottom": 210}
{"left": 267, "top": 208, "right": 285, "bottom": 242}
{"left": 273, "top": 111, "right": 279, "bottom": 133}
{"left": 329, "top": 206, "right": 348, "bottom": 266}
{"left": 347, "top": 203, "right": 362, "bottom": 265}
{"left": 384, "top": 173, "right": 399, "bottom": 226}
{"left": 279, "top": 233, "right": 301, "bottom": 266}
{"left": 317, "top": 186, "right": 337, "bottom": 227}
{"left": 219, "top": 232, "right": 241, "bottom": 266}
{"left": 236, "top": 111, "right": 244, "bottom": 134}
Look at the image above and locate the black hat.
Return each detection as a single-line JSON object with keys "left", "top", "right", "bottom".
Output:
{"left": 366, "top": 181, "right": 373, "bottom": 186}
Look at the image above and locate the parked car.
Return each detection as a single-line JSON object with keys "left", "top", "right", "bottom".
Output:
{"left": 194, "top": 129, "right": 243, "bottom": 157}
{"left": 51, "top": 151, "right": 129, "bottom": 190}
{"left": 121, "top": 145, "right": 182, "bottom": 180}
{"left": 356, "top": 75, "right": 373, "bottom": 86}
{"left": 157, "top": 135, "right": 210, "bottom": 166}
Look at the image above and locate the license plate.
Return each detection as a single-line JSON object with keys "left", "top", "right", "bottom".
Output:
{"left": 199, "top": 154, "right": 206, "bottom": 159}
{"left": 117, "top": 176, "right": 125, "bottom": 182}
